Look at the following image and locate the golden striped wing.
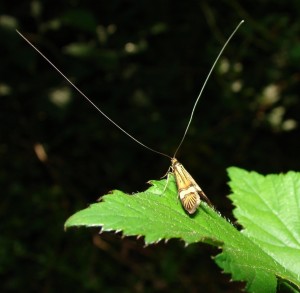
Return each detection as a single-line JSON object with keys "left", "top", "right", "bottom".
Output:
{"left": 171, "top": 158, "right": 212, "bottom": 214}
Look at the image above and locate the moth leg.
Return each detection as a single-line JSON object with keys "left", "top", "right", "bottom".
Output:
{"left": 162, "top": 171, "right": 172, "bottom": 194}
{"left": 161, "top": 165, "right": 172, "bottom": 179}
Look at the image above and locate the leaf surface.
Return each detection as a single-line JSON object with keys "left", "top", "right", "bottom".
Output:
{"left": 228, "top": 167, "right": 300, "bottom": 290}
{"left": 65, "top": 172, "right": 300, "bottom": 291}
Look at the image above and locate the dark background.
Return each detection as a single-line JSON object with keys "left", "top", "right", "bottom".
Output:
{"left": 1, "top": 1, "right": 300, "bottom": 292}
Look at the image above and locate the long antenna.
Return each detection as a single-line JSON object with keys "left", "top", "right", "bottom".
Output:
{"left": 17, "top": 20, "right": 243, "bottom": 161}
{"left": 16, "top": 29, "right": 171, "bottom": 160}
{"left": 173, "top": 20, "right": 244, "bottom": 158}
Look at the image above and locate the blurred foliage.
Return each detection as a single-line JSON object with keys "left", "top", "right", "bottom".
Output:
{"left": 1, "top": 0, "right": 300, "bottom": 292}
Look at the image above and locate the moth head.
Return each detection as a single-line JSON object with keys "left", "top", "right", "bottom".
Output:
{"left": 171, "top": 157, "right": 178, "bottom": 166}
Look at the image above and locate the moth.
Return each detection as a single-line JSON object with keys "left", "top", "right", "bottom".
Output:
{"left": 16, "top": 20, "right": 243, "bottom": 214}
{"left": 171, "top": 158, "right": 212, "bottom": 214}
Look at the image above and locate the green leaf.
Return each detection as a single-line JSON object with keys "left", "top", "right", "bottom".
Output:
{"left": 62, "top": 9, "right": 97, "bottom": 32}
{"left": 63, "top": 44, "right": 118, "bottom": 69}
{"left": 65, "top": 172, "right": 300, "bottom": 292}
{"left": 65, "top": 175, "right": 223, "bottom": 245}
{"left": 227, "top": 167, "right": 300, "bottom": 291}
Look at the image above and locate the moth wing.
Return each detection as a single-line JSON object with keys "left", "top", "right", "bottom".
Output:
{"left": 179, "top": 165, "right": 213, "bottom": 207}
{"left": 179, "top": 188, "right": 201, "bottom": 214}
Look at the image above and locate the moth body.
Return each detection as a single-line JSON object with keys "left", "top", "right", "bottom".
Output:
{"left": 171, "top": 158, "right": 211, "bottom": 214}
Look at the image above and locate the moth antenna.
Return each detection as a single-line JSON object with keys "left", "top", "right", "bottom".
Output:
{"left": 173, "top": 20, "right": 244, "bottom": 158}
{"left": 16, "top": 30, "right": 171, "bottom": 160}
